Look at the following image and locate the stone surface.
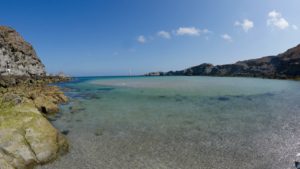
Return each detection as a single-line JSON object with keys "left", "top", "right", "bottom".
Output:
{"left": 0, "top": 26, "right": 45, "bottom": 76}
{"left": 0, "top": 84, "right": 69, "bottom": 169}
{"left": 146, "top": 44, "right": 300, "bottom": 79}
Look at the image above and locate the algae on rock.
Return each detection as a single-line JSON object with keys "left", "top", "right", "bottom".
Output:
{"left": 0, "top": 85, "right": 69, "bottom": 169}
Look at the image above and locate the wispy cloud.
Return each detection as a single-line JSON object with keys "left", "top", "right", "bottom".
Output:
{"left": 176, "top": 27, "right": 201, "bottom": 36}
{"left": 174, "top": 27, "right": 212, "bottom": 36}
{"left": 157, "top": 31, "right": 171, "bottom": 39}
{"left": 202, "top": 29, "right": 212, "bottom": 34}
{"left": 235, "top": 19, "right": 254, "bottom": 32}
{"left": 137, "top": 35, "right": 146, "bottom": 43}
{"left": 221, "top": 34, "right": 233, "bottom": 42}
{"left": 267, "top": 10, "right": 289, "bottom": 30}
{"left": 292, "top": 24, "right": 298, "bottom": 30}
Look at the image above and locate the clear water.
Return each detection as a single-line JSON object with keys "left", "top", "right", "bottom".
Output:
{"left": 39, "top": 76, "right": 300, "bottom": 169}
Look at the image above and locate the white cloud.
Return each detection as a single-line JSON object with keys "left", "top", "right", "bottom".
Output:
{"left": 176, "top": 27, "right": 201, "bottom": 36}
{"left": 157, "top": 31, "right": 171, "bottom": 39}
{"left": 137, "top": 35, "right": 146, "bottom": 43}
{"left": 235, "top": 19, "right": 254, "bottom": 32}
{"left": 292, "top": 24, "right": 298, "bottom": 30}
{"left": 202, "top": 29, "right": 212, "bottom": 34}
{"left": 267, "top": 10, "right": 289, "bottom": 30}
{"left": 221, "top": 34, "right": 233, "bottom": 42}
{"left": 175, "top": 27, "right": 211, "bottom": 36}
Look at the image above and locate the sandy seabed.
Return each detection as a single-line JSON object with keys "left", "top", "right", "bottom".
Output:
{"left": 38, "top": 76, "right": 300, "bottom": 169}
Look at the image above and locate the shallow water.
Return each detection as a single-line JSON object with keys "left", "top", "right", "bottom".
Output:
{"left": 39, "top": 76, "right": 300, "bottom": 169}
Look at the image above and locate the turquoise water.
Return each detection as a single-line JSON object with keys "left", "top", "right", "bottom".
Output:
{"left": 40, "top": 76, "right": 300, "bottom": 169}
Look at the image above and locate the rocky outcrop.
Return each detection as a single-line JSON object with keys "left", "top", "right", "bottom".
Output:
{"left": 0, "top": 75, "right": 71, "bottom": 88}
{"left": 146, "top": 44, "right": 300, "bottom": 79}
{"left": 0, "top": 26, "right": 70, "bottom": 169}
{"left": 0, "top": 26, "right": 45, "bottom": 76}
{"left": 0, "top": 80, "right": 69, "bottom": 169}
{"left": 0, "top": 105, "right": 68, "bottom": 169}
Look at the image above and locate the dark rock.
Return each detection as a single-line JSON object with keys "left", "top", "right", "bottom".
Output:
{"left": 69, "top": 105, "right": 85, "bottom": 114}
{"left": 97, "top": 87, "right": 114, "bottom": 91}
{"left": 295, "top": 161, "right": 300, "bottom": 169}
{"left": 61, "top": 130, "right": 70, "bottom": 135}
{"left": 158, "top": 95, "right": 167, "bottom": 98}
{"left": 94, "top": 128, "right": 104, "bottom": 136}
{"left": 47, "top": 117, "right": 57, "bottom": 122}
{"left": 41, "top": 106, "right": 47, "bottom": 114}
{"left": 217, "top": 97, "right": 230, "bottom": 101}
{"left": 262, "top": 92, "right": 274, "bottom": 97}
{"left": 175, "top": 98, "right": 182, "bottom": 102}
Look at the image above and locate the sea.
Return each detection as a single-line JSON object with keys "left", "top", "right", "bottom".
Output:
{"left": 39, "top": 76, "right": 300, "bottom": 169}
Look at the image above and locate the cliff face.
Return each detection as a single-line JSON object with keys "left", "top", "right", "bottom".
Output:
{"left": 147, "top": 44, "right": 300, "bottom": 79}
{"left": 0, "top": 26, "right": 45, "bottom": 76}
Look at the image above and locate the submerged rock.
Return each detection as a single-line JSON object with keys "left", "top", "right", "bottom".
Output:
{"left": 94, "top": 128, "right": 104, "bottom": 136}
{"left": 217, "top": 97, "right": 230, "bottom": 101}
{"left": 68, "top": 100, "right": 86, "bottom": 115}
{"left": 61, "top": 130, "right": 70, "bottom": 135}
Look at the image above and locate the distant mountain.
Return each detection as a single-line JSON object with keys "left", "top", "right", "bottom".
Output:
{"left": 0, "top": 26, "right": 45, "bottom": 76}
{"left": 146, "top": 44, "right": 300, "bottom": 79}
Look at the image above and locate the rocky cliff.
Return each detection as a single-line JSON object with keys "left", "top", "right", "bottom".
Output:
{"left": 146, "top": 44, "right": 300, "bottom": 79}
{"left": 0, "top": 26, "right": 45, "bottom": 76}
{"left": 0, "top": 26, "right": 69, "bottom": 169}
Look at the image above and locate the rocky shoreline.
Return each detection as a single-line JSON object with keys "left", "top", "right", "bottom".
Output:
{"left": 0, "top": 25, "right": 73, "bottom": 169}
{"left": 146, "top": 44, "right": 300, "bottom": 80}
{"left": 0, "top": 76, "right": 71, "bottom": 169}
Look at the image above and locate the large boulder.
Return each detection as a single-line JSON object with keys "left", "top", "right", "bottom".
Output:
{"left": 0, "top": 103, "right": 68, "bottom": 169}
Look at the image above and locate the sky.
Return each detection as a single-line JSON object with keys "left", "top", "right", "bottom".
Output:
{"left": 1, "top": 0, "right": 300, "bottom": 76}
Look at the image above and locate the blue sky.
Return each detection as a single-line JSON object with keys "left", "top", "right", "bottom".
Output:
{"left": 1, "top": 0, "right": 300, "bottom": 76}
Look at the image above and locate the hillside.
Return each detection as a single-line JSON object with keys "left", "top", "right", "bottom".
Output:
{"left": 146, "top": 44, "right": 300, "bottom": 79}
